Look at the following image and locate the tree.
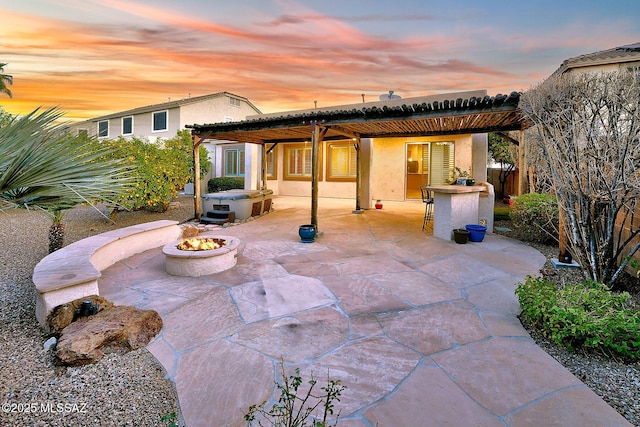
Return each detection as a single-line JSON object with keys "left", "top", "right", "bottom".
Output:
{"left": 520, "top": 70, "right": 640, "bottom": 285}
{"left": 488, "top": 132, "right": 518, "bottom": 198}
{"left": 163, "top": 129, "right": 211, "bottom": 180}
{"left": 0, "top": 105, "right": 12, "bottom": 127}
{"left": 0, "top": 63, "right": 13, "bottom": 98}
{"left": 0, "top": 108, "right": 133, "bottom": 251}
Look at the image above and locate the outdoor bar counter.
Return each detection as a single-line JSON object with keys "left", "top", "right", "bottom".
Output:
{"left": 426, "top": 185, "right": 486, "bottom": 240}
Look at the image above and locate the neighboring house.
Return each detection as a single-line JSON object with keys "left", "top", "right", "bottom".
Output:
{"left": 551, "top": 41, "right": 640, "bottom": 75}
{"left": 67, "top": 92, "right": 262, "bottom": 186}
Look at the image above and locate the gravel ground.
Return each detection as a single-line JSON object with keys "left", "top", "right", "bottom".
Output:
{"left": 495, "top": 220, "right": 640, "bottom": 426}
{"left": 1, "top": 199, "right": 638, "bottom": 426}
{"left": 0, "top": 196, "right": 195, "bottom": 427}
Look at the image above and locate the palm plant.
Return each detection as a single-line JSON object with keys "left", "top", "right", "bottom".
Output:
{"left": 0, "top": 107, "right": 134, "bottom": 252}
{"left": 0, "top": 63, "right": 12, "bottom": 98}
{"left": 48, "top": 209, "right": 65, "bottom": 253}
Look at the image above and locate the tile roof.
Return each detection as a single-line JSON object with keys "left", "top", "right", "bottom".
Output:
{"left": 554, "top": 42, "right": 640, "bottom": 75}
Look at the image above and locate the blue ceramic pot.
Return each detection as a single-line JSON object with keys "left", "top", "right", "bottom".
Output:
{"left": 298, "top": 224, "right": 317, "bottom": 243}
{"left": 465, "top": 224, "right": 487, "bottom": 242}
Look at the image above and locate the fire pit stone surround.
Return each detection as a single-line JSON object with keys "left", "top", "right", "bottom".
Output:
{"left": 162, "top": 235, "right": 240, "bottom": 277}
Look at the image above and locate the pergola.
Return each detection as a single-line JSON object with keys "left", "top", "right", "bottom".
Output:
{"left": 188, "top": 91, "right": 531, "bottom": 229}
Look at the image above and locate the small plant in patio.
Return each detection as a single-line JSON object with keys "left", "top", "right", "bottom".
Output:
{"left": 244, "top": 361, "right": 346, "bottom": 427}
{"left": 516, "top": 276, "right": 640, "bottom": 360}
{"left": 160, "top": 411, "right": 179, "bottom": 427}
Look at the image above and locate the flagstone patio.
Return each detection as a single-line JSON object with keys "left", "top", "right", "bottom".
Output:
{"left": 98, "top": 196, "right": 631, "bottom": 427}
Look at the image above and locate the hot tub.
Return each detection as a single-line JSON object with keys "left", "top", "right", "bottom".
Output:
{"left": 201, "top": 189, "right": 273, "bottom": 221}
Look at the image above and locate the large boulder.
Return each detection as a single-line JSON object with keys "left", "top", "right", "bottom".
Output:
{"left": 55, "top": 305, "right": 163, "bottom": 366}
{"left": 46, "top": 295, "right": 115, "bottom": 336}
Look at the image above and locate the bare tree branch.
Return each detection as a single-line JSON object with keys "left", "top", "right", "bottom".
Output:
{"left": 520, "top": 70, "right": 640, "bottom": 285}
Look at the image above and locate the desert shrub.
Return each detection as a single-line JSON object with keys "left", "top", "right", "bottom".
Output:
{"left": 516, "top": 276, "right": 640, "bottom": 360}
{"left": 208, "top": 176, "right": 244, "bottom": 193}
{"left": 510, "top": 193, "right": 558, "bottom": 243}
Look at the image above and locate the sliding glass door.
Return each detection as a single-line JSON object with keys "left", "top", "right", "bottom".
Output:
{"left": 405, "top": 142, "right": 454, "bottom": 199}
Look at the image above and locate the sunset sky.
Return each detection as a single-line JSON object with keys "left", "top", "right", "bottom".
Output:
{"left": 1, "top": 0, "right": 639, "bottom": 122}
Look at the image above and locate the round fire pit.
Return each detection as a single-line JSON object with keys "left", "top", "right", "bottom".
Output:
{"left": 162, "top": 235, "right": 240, "bottom": 277}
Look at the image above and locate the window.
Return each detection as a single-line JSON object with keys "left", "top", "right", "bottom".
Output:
{"left": 97, "top": 120, "right": 108, "bottom": 138}
{"left": 266, "top": 145, "right": 277, "bottom": 179}
{"left": 224, "top": 147, "right": 245, "bottom": 177}
{"left": 152, "top": 110, "right": 168, "bottom": 132}
{"left": 431, "top": 142, "right": 455, "bottom": 185}
{"left": 284, "top": 143, "right": 321, "bottom": 180}
{"left": 122, "top": 116, "right": 133, "bottom": 135}
{"left": 327, "top": 142, "right": 357, "bottom": 181}
{"left": 229, "top": 97, "right": 241, "bottom": 107}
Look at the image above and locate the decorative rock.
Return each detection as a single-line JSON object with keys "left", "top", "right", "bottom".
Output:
{"left": 46, "top": 295, "right": 114, "bottom": 336}
{"left": 55, "top": 305, "right": 163, "bottom": 366}
{"left": 43, "top": 337, "right": 57, "bottom": 351}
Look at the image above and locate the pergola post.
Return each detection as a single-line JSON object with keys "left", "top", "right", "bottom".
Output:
{"left": 261, "top": 143, "right": 268, "bottom": 190}
{"left": 518, "top": 130, "right": 527, "bottom": 195}
{"left": 354, "top": 136, "right": 362, "bottom": 212}
{"left": 193, "top": 134, "right": 202, "bottom": 220}
{"left": 310, "top": 123, "right": 327, "bottom": 228}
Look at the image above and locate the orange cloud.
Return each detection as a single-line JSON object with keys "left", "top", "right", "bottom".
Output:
{"left": 1, "top": 1, "right": 600, "bottom": 121}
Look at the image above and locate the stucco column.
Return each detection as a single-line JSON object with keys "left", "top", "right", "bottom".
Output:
{"left": 472, "top": 133, "right": 488, "bottom": 182}
{"left": 245, "top": 143, "right": 260, "bottom": 190}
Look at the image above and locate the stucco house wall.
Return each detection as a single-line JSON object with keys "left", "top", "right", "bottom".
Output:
{"left": 269, "top": 133, "right": 483, "bottom": 203}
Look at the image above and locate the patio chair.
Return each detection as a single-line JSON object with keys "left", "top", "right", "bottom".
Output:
{"left": 420, "top": 185, "right": 434, "bottom": 232}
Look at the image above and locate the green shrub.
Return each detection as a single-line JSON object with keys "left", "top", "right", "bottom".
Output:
{"left": 208, "top": 176, "right": 244, "bottom": 193}
{"left": 103, "top": 136, "right": 194, "bottom": 213}
{"left": 510, "top": 193, "right": 558, "bottom": 243}
{"left": 516, "top": 276, "right": 640, "bottom": 360}
{"left": 494, "top": 206, "right": 511, "bottom": 221}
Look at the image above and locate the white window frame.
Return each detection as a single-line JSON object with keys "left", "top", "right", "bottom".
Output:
{"left": 152, "top": 110, "right": 168, "bottom": 133}
{"left": 229, "top": 97, "right": 241, "bottom": 107}
{"left": 122, "top": 116, "right": 133, "bottom": 135}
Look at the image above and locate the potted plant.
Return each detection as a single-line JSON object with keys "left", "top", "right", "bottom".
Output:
{"left": 447, "top": 167, "right": 471, "bottom": 185}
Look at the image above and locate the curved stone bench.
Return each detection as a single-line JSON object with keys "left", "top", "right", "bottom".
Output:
{"left": 33, "top": 220, "right": 182, "bottom": 326}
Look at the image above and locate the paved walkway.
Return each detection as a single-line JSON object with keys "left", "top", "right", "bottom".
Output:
{"left": 99, "top": 197, "right": 630, "bottom": 427}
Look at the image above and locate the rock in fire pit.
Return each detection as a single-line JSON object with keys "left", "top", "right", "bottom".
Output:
{"left": 162, "top": 235, "right": 240, "bottom": 277}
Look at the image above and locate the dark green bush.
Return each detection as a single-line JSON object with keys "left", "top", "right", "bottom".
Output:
{"left": 516, "top": 276, "right": 640, "bottom": 360}
{"left": 207, "top": 177, "right": 244, "bottom": 193}
{"left": 510, "top": 193, "right": 558, "bottom": 243}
